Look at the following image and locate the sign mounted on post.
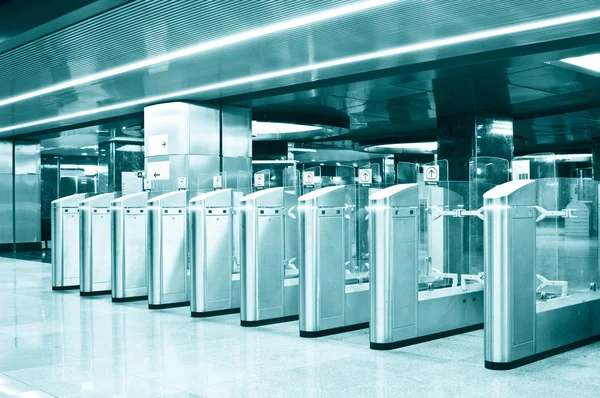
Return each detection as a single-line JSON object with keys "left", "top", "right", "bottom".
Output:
{"left": 423, "top": 165, "right": 439, "bottom": 184}
{"left": 213, "top": 175, "right": 223, "bottom": 189}
{"left": 177, "top": 177, "right": 187, "bottom": 190}
{"left": 359, "top": 168, "right": 372, "bottom": 186}
{"left": 254, "top": 173, "right": 265, "bottom": 188}
{"left": 303, "top": 171, "right": 315, "bottom": 187}
{"left": 512, "top": 159, "right": 531, "bottom": 180}
{"left": 148, "top": 134, "right": 169, "bottom": 156}
{"left": 147, "top": 161, "right": 170, "bottom": 180}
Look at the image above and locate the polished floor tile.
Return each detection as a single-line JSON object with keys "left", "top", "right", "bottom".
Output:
{"left": 1, "top": 255, "right": 600, "bottom": 397}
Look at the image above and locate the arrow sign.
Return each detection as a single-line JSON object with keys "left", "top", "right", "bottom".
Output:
{"left": 147, "top": 161, "right": 170, "bottom": 181}
{"left": 359, "top": 169, "right": 372, "bottom": 185}
{"left": 161, "top": 141, "right": 166, "bottom": 148}
{"left": 423, "top": 165, "right": 439, "bottom": 183}
{"left": 254, "top": 173, "right": 265, "bottom": 187}
{"left": 149, "top": 134, "right": 168, "bottom": 156}
{"left": 303, "top": 171, "right": 315, "bottom": 186}
{"left": 153, "top": 172, "right": 160, "bottom": 178}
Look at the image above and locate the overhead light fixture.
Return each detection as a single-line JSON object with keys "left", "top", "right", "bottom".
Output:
{"left": 252, "top": 121, "right": 321, "bottom": 135}
{"left": 3, "top": 8, "right": 600, "bottom": 134}
{"left": 0, "top": 0, "right": 398, "bottom": 108}
{"left": 288, "top": 147, "right": 318, "bottom": 153}
{"left": 561, "top": 53, "right": 600, "bottom": 73}
{"left": 365, "top": 142, "right": 438, "bottom": 153}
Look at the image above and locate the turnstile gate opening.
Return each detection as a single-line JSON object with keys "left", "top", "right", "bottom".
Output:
{"left": 147, "top": 190, "right": 190, "bottom": 309}
{"left": 189, "top": 189, "right": 242, "bottom": 317}
{"left": 51, "top": 193, "right": 88, "bottom": 290}
{"left": 79, "top": 192, "right": 117, "bottom": 296}
{"left": 239, "top": 187, "right": 299, "bottom": 326}
{"left": 369, "top": 184, "right": 484, "bottom": 350}
{"left": 298, "top": 185, "right": 370, "bottom": 337}
{"left": 484, "top": 179, "right": 600, "bottom": 370}
{"left": 111, "top": 191, "right": 149, "bottom": 302}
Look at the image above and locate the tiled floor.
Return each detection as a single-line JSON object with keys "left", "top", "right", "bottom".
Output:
{"left": 1, "top": 256, "right": 600, "bottom": 398}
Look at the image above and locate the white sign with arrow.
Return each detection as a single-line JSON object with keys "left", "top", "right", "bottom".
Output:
{"left": 359, "top": 168, "right": 372, "bottom": 185}
{"left": 303, "top": 171, "right": 315, "bottom": 186}
{"left": 254, "top": 173, "right": 265, "bottom": 188}
{"left": 148, "top": 134, "right": 169, "bottom": 156}
{"left": 423, "top": 165, "right": 440, "bottom": 183}
{"left": 147, "top": 161, "right": 170, "bottom": 181}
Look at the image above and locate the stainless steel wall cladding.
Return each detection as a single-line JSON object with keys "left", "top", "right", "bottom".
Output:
{"left": 189, "top": 189, "right": 241, "bottom": 316}
{"left": 240, "top": 187, "right": 299, "bottom": 325}
{"left": 79, "top": 192, "right": 117, "bottom": 295}
{"left": 0, "top": 141, "right": 13, "bottom": 245}
{"left": 111, "top": 191, "right": 149, "bottom": 302}
{"left": 147, "top": 190, "right": 190, "bottom": 309}
{"left": 51, "top": 193, "right": 88, "bottom": 289}
{"left": 14, "top": 142, "right": 41, "bottom": 245}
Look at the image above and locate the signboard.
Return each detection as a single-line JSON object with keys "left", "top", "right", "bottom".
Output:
{"left": 177, "top": 177, "right": 187, "bottom": 190}
{"left": 512, "top": 159, "right": 531, "bottom": 181}
{"left": 143, "top": 178, "right": 151, "bottom": 191}
{"left": 148, "top": 134, "right": 169, "bottom": 156}
{"left": 423, "top": 165, "right": 439, "bottom": 184}
{"left": 254, "top": 173, "right": 265, "bottom": 188}
{"left": 147, "top": 161, "right": 170, "bottom": 180}
{"left": 213, "top": 175, "right": 223, "bottom": 189}
{"left": 121, "top": 171, "right": 143, "bottom": 194}
{"left": 358, "top": 168, "right": 372, "bottom": 185}
{"left": 303, "top": 171, "right": 315, "bottom": 186}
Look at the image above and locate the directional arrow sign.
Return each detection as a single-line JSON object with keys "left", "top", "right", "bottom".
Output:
{"left": 213, "top": 175, "right": 223, "bottom": 189}
{"left": 147, "top": 161, "right": 170, "bottom": 181}
{"left": 149, "top": 134, "right": 168, "bottom": 156}
{"left": 254, "top": 173, "right": 265, "bottom": 187}
{"left": 303, "top": 171, "right": 315, "bottom": 186}
{"left": 359, "top": 168, "right": 372, "bottom": 185}
{"left": 423, "top": 165, "right": 439, "bottom": 183}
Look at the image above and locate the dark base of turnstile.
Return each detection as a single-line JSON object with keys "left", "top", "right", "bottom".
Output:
{"left": 370, "top": 323, "right": 483, "bottom": 350}
{"left": 241, "top": 315, "right": 298, "bottom": 327}
{"left": 148, "top": 301, "right": 190, "bottom": 310}
{"left": 52, "top": 285, "right": 79, "bottom": 291}
{"left": 191, "top": 308, "right": 240, "bottom": 318}
{"left": 112, "top": 296, "right": 148, "bottom": 303}
{"left": 485, "top": 334, "right": 600, "bottom": 371}
{"left": 300, "top": 322, "right": 369, "bottom": 338}
{"left": 80, "top": 290, "right": 111, "bottom": 296}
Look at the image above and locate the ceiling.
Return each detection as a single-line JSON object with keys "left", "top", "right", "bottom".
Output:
{"left": 2, "top": 0, "right": 600, "bottom": 139}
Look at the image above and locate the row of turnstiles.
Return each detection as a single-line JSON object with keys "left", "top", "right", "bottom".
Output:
{"left": 51, "top": 180, "right": 600, "bottom": 370}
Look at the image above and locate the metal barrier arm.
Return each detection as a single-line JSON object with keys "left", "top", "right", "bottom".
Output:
{"left": 428, "top": 206, "right": 484, "bottom": 220}
{"left": 536, "top": 274, "right": 568, "bottom": 297}
{"left": 534, "top": 206, "right": 577, "bottom": 223}
{"left": 431, "top": 267, "right": 459, "bottom": 288}
{"left": 461, "top": 272, "right": 485, "bottom": 291}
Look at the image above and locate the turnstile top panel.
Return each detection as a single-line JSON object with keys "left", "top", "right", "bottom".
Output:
{"left": 369, "top": 184, "right": 418, "bottom": 207}
{"left": 189, "top": 189, "right": 232, "bottom": 208}
{"left": 483, "top": 179, "right": 535, "bottom": 206}
{"left": 79, "top": 192, "right": 117, "bottom": 208}
{"left": 147, "top": 190, "right": 187, "bottom": 207}
{"left": 298, "top": 185, "right": 346, "bottom": 208}
{"left": 240, "top": 187, "right": 285, "bottom": 207}
{"left": 51, "top": 193, "right": 89, "bottom": 208}
{"left": 111, "top": 191, "right": 149, "bottom": 208}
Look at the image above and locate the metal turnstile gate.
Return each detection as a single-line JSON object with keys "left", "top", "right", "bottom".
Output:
{"left": 79, "top": 192, "right": 117, "bottom": 296}
{"left": 51, "top": 193, "right": 88, "bottom": 290}
{"left": 147, "top": 190, "right": 190, "bottom": 309}
{"left": 111, "top": 191, "right": 149, "bottom": 302}
{"left": 298, "top": 185, "right": 369, "bottom": 337}
{"left": 189, "top": 189, "right": 242, "bottom": 317}
{"left": 240, "top": 187, "right": 299, "bottom": 326}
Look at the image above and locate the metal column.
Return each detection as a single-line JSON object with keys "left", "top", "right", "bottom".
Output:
{"left": 51, "top": 193, "right": 88, "bottom": 290}
{"left": 240, "top": 187, "right": 299, "bottom": 326}
{"left": 189, "top": 189, "right": 241, "bottom": 317}
{"left": 111, "top": 191, "right": 149, "bottom": 302}
{"left": 147, "top": 190, "right": 190, "bottom": 309}
{"left": 79, "top": 192, "right": 117, "bottom": 296}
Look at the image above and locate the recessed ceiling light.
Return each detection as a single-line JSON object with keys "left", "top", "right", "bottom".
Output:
{"left": 252, "top": 121, "right": 321, "bottom": 135}
{"left": 365, "top": 142, "right": 438, "bottom": 154}
{"left": 3, "top": 8, "right": 600, "bottom": 134}
{"left": 0, "top": 0, "right": 398, "bottom": 108}
{"left": 561, "top": 53, "right": 600, "bottom": 73}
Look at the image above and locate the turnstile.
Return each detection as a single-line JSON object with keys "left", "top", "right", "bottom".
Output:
{"left": 189, "top": 189, "right": 242, "bottom": 317}
{"left": 484, "top": 180, "right": 600, "bottom": 370}
{"left": 51, "top": 193, "right": 88, "bottom": 290}
{"left": 298, "top": 185, "right": 369, "bottom": 337}
{"left": 147, "top": 190, "right": 190, "bottom": 309}
{"left": 240, "top": 187, "right": 299, "bottom": 326}
{"left": 79, "top": 192, "right": 117, "bottom": 296}
{"left": 111, "top": 191, "right": 149, "bottom": 302}
{"left": 369, "top": 184, "right": 483, "bottom": 350}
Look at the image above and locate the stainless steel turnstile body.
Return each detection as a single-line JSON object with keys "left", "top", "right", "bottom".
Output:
{"left": 369, "top": 184, "right": 483, "bottom": 350}
{"left": 51, "top": 193, "right": 88, "bottom": 290}
{"left": 240, "top": 187, "right": 299, "bottom": 326}
{"left": 298, "top": 185, "right": 369, "bottom": 337}
{"left": 111, "top": 191, "right": 149, "bottom": 302}
{"left": 147, "top": 190, "right": 190, "bottom": 309}
{"left": 189, "top": 189, "right": 242, "bottom": 317}
{"left": 79, "top": 192, "right": 117, "bottom": 296}
{"left": 484, "top": 180, "right": 600, "bottom": 369}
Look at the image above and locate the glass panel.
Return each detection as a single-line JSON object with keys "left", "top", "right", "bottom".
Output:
{"left": 284, "top": 173, "right": 299, "bottom": 279}
{"left": 396, "top": 162, "right": 419, "bottom": 184}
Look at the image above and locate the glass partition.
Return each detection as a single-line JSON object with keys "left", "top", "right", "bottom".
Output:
{"left": 396, "top": 162, "right": 419, "bottom": 184}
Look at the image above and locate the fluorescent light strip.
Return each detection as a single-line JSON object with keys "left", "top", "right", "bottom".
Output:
{"left": 2, "top": 9, "right": 600, "bottom": 134}
{"left": 561, "top": 53, "right": 600, "bottom": 72}
{"left": 0, "top": 0, "right": 398, "bottom": 108}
